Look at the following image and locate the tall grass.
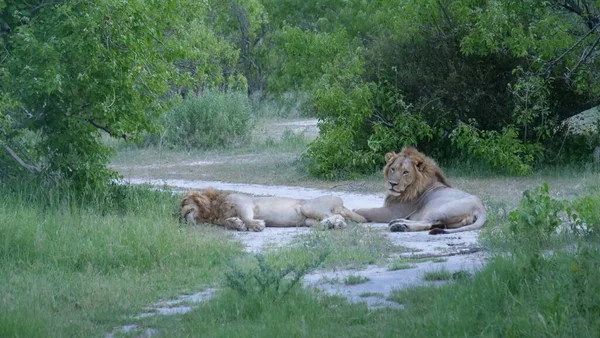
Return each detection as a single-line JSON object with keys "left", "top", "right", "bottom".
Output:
{"left": 0, "top": 183, "right": 242, "bottom": 337}
{"left": 252, "top": 91, "right": 312, "bottom": 118}
{"left": 152, "top": 90, "right": 255, "bottom": 149}
{"left": 388, "top": 247, "right": 600, "bottom": 337}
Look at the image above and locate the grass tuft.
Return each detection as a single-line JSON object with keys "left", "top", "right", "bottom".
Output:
{"left": 343, "top": 275, "right": 370, "bottom": 285}
{"left": 422, "top": 269, "right": 452, "bottom": 281}
{"left": 388, "top": 261, "right": 416, "bottom": 271}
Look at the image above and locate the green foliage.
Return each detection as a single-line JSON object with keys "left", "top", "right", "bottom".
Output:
{"left": 507, "top": 183, "right": 600, "bottom": 248}
{"left": 156, "top": 90, "right": 255, "bottom": 150}
{"left": 568, "top": 193, "right": 600, "bottom": 237}
{"left": 4, "top": 0, "right": 600, "bottom": 184}
{"left": 0, "top": 0, "right": 239, "bottom": 191}
{"left": 224, "top": 252, "right": 328, "bottom": 300}
{"left": 287, "top": 0, "right": 600, "bottom": 177}
{"left": 450, "top": 123, "right": 544, "bottom": 175}
{"left": 508, "top": 183, "right": 565, "bottom": 246}
{"left": 388, "top": 246, "right": 600, "bottom": 337}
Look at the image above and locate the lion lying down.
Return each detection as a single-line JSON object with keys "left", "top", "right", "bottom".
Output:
{"left": 180, "top": 188, "right": 367, "bottom": 231}
{"left": 354, "top": 147, "right": 487, "bottom": 235}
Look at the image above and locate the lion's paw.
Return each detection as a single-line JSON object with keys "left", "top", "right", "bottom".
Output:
{"left": 428, "top": 228, "right": 447, "bottom": 235}
{"left": 321, "top": 219, "right": 334, "bottom": 229}
{"left": 322, "top": 216, "right": 346, "bottom": 229}
{"left": 247, "top": 220, "right": 266, "bottom": 232}
{"left": 389, "top": 220, "right": 407, "bottom": 232}
{"left": 224, "top": 217, "right": 248, "bottom": 231}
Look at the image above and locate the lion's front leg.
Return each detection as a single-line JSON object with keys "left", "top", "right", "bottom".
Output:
{"left": 245, "top": 219, "right": 266, "bottom": 232}
{"left": 388, "top": 219, "right": 440, "bottom": 232}
{"left": 223, "top": 217, "right": 248, "bottom": 231}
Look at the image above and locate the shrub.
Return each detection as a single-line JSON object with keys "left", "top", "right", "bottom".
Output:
{"left": 158, "top": 90, "right": 255, "bottom": 149}
{"left": 224, "top": 252, "right": 328, "bottom": 301}
{"left": 568, "top": 193, "right": 600, "bottom": 237}
{"left": 508, "top": 183, "right": 565, "bottom": 247}
{"left": 450, "top": 122, "right": 544, "bottom": 175}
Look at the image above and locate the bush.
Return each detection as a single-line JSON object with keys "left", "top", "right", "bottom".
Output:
{"left": 450, "top": 123, "right": 544, "bottom": 175}
{"left": 508, "top": 183, "right": 565, "bottom": 247}
{"left": 157, "top": 90, "right": 255, "bottom": 149}
{"left": 568, "top": 193, "right": 600, "bottom": 237}
{"left": 224, "top": 253, "right": 328, "bottom": 300}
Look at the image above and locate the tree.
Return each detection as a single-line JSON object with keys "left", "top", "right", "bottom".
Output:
{"left": 296, "top": 0, "right": 600, "bottom": 176}
{"left": 0, "top": 0, "right": 238, "bottom": 189}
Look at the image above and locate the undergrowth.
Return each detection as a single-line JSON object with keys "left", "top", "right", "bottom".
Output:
{"left": 0, "top": 183, "right": 242, "bottom": 337}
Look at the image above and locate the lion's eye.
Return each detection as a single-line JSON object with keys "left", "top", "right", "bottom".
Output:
{"left": 403, "top": 170, "right": 409, "bottom": 175}
{"left": 390, "top": 167, "right": 395, "bottom": 173}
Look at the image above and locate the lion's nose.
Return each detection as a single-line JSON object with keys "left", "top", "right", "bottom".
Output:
{"left": 389, "top": 182, "right": 398, "bottom": 188}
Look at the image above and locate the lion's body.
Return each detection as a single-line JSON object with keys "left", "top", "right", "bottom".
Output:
{"left": 354, "top": 147, "right": 486, "bottom": 235}
{"left": 181, "top": 188, "right": 366, "bottom": 231}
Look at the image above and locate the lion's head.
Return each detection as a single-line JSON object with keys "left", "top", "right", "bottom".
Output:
{"left": 181, "top": 188, "right": 231, "bottom": 222}
{"left": 383, "top": 147, "right": 450, "bottom": 203}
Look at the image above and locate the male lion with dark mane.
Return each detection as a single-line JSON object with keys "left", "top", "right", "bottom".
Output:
{"left": 180, "top": 188, "right": 366, "bottom": 231}
{"left": 354, "top": 147, "right": 486, "bottom": 235}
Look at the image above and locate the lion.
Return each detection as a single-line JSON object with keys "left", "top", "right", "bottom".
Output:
{"left": 180, "top": 188, "right": 367, "bottom": 231}
{"left": 354, "top": 147, "right": 486, "bottom": 235}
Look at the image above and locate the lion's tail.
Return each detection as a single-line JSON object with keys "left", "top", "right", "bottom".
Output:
{"left": 341, "top": 207, "right": 368, "bottom": 223}
{"left": 443, "top": 209, "right": 487, "bottom": 234}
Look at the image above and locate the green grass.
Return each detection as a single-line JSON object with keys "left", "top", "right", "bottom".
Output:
{"left": 358, "top": 292, "right": 384, "bottom": 298}
{"left": 387, "top": 261, "right": 416, "bottom": 271}
{"left": 422, "top": 269, "right": 453, "bottom": 281}
{"left": 131, "top": 245, "right": 600, "bottom": 338}
{"left": 0, "top": 184, "right": 242, "bottom": 337}
{"left": 394, "top": 257, "right": 448, "bottom": 264}
{"left": 129, "top": 244, "right": 600, "bottom": 337}
{"left": 343, "top": 275, "right": 370, "bottom": 285}
{"left": 270, "top": 224, "right": 406, "bottom": 270}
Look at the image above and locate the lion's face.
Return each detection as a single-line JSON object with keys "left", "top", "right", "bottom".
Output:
{"left": 384, "top": 152, "right": 422, "bottom": 196}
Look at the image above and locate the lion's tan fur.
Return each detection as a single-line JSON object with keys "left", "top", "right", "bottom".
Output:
{"left": 355, "top": 147, "right": 487, "bottom": 235}
{"left": 180, "top": 187, "right": 366, "bottom": 232}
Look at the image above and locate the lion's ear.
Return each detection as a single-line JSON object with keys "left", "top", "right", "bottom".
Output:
{"left": 385, "top": 152, "right": 396, "bottom": 163}
{"left": 415, "top": 160, "right": 425, "bottom": 172}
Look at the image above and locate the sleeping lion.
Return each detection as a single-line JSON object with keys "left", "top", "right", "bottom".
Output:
{"left": 180, "top": 188, "right": 367, "bottom": 231}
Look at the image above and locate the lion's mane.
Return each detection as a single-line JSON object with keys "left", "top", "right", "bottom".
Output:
{"left": 384, "top": 147, "right": 451, "bottom": 206}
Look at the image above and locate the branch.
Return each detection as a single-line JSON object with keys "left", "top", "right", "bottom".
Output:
{"left": 31, "top": 1, "right": 59, "bottom": 15}
{"left": 436, "top": 0, "right": 455, "bottom": 28}
{"left": 567, "top": 32, "right": 600, "bottom": 77}
{"left": 561, "top": 0, "right": 600, "bottom": 30}
{"left": 3, "top": 144, "right": 40, "bottom": 173}
{"left": 371, "top": 110, "right": 395, "bottom": 128}
{"left": 87, "top": 119, "right": 128, "bottom": 140}
{"left": 544, "top": 22, "right": 600, "bottom": 73}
